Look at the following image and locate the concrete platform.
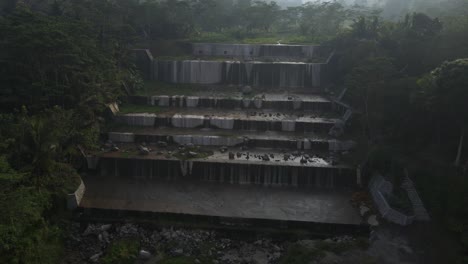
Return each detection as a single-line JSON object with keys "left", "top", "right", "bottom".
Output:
{"left": 109, "top": 126, "right": 332, "bottom": 141}
{"left": 119, "top": 107, "right": 339, "bottom": 121}
{"left": 80, "top": 178, "right": 362, "bottom": 225}
{"left": 97, "top": 145, "right": 349, "bottom": 168}
{"left": 132, "top": 93, "right": 331, "bottom": 103}
{"left": 128, "top": 93, "right": 334, "bottom": 112}
{"left": 117, "top": 110, "right": 338, "bottom": 134}
{"left": 106, "top": 127, "right": 340, "bottom": 151}
{"left": 137, "top": 83, "right": 330, "bottom": 98}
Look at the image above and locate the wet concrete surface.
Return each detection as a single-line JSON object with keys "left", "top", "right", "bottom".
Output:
{"left": 98, "top": 145, "right": 350, "bottom": 168}
{"left": 148, "top": 92, "right": 331, "bottom": 102}
{"left": 109, "top": 126, "right": 331, "bottom": 141}
{"left": 80, "top": 178, "right": 361, "bottom": 225}
{"left": 120, "top": 107, "right": 339, "bottom": 122}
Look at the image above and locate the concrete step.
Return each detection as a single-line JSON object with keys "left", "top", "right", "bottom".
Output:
{"left": 127, "top": 93, "right": 338, "bottom": 113}
{"left": 95, "top": 143, "right": 349, "bottom": 169}
{"left": 106, "top": 127, "right": 354, "bottom": 152}
{"left": 116, "top": 109, "right": 339, "bottom": 134}
{"left": 95, "top": 145, "right": 356, "bottom": 188}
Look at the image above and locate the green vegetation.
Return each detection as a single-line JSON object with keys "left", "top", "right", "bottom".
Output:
{"left": 190, "top": 32, "right": 318, "bottom": 45}
{"left": 159, "top": 256, "right": 214, "bottom": 264}
{"left": 101, "top": 239, "right": 140, "bottom": 264}
{"left": 0, "top": 155, "right": 67, "bottom": 264}
{"left": 119, "top": 104, "right": 162, "bottom": 115}
{"left": 173, "top": 147, "right": 214, "bottom": 160}
{"left": 279, "top": 238, "right": 370, "bottom": 264}
{"left": 279, "top": 243, "right": 325, "bottom": 264}
{"left": 138, "top": 81, "right": 204, "bottom": 96}
{"left": 0, "top": 2, "right": 142, "bottom": 262}
{"left": 156, "top": 240, "right": 216, "bottom": 264}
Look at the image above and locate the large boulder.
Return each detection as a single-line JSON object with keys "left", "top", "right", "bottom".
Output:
{"left": 138, "top": 145, "right": 150, "bottom": 155}
{"left": 139, "top": 250, "right": 151, "bottom": 259}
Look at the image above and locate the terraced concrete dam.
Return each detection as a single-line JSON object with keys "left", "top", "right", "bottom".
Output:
{"left": 134, "top": 43, "right": 333, "bottom": 88}
{"left": 79, "top": 43, "right": 365, "bottom": 234}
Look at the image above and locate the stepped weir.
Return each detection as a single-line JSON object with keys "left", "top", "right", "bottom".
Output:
{"left": 79, "top": 43, "right": 367, "bottom": 235}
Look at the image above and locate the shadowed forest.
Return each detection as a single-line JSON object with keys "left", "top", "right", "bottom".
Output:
{"left": 0, "top": 0, "right": 467, "bottom": 263}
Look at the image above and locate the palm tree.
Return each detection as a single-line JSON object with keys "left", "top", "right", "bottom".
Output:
{"left": 21, "top": 115, "right": 58, "bottom": 186}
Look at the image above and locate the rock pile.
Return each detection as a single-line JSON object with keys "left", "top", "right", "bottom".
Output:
{"left": 63, "top": 222, "right": 290, "bottom": 264}
{"left": 62, "top": 221, "right": 384, "bottom": 264}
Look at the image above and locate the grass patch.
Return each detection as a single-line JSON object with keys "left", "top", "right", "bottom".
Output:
{"left": 315, "top": 238, "right": 369, "bottom": 254}
{"left": 49, "top": 162, "right": 82, "bottom": 194}
{"left": 137, "top": 81, "right": 204, "bottom": 96}
{"left": 119, "top": 104, "right": 162, "bottom": 114}
{"left": 156, "top": 55, "right": 232, "bottom": 62}
{"left": 119, "top": 151, "right": 139, "bottom": 158}
{"left": 213, "top": 132, "right": 238, "bottom": 137}
{"left": 172, "top": 147, "right": 214, "bottom": 160}
{"left": 157, "top": 240, "right": 216, "bottom": 264}
{"left": 189, "top": 31, "right": 319, "bottom": 45}
{"left": 155, "top": 55, "right": 328, "bottom": 63}
{"left": 101, "top": 239, "right": 140, "bottom": 264}
{"left": 159, "top": 256, "right": 214, "bottom": 264}
{"left": 279, "top": 244, "right": 325, "bottom": 264}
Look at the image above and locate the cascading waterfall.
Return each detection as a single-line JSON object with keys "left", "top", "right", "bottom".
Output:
{"left": 297, "top": 139, "right": 312, "bottom": 150}
{"left": 253, "top": 98, "right": 263, "bottom": 109}
{"left": 151, "top": 95, "right": 170, "bottom": 106}
{"left": 180, "top": 160, "right": 194, "bottom": 177}
{"left": 242, "top": 99, "right": 251, "bottom": 108}
{"left": 210, "top": 117, "right": 235, "bottom": 130}
{"left": 186, "top": 96, "right": 199, "bottom": 107}
{"left": 292, "top": 99, "right": 302, "bottom": 110}
{"left": 100, "top": 157, "right": 357, "bottom": 188}
{"left": 302, "top": 46, "right": 315, "bottom": 58}
{"left": 108, "top": 132, "right": 135, "bottom": 143}
{"left": 171, "top": 114, "right": 205, "bottom": 128}
{"left": 173, "top": 135, "right": 243, "bottom": 146}
{"left": 121, "top": 113, "right": 156, "bottom": 126}
{"left": 245, "top": 62, "right": 254, "bottom": 84}
{"left": 281, "top": 120, "right": 296, "bottom": 132}
{"left": 308, "top": 64, "right": 321, "bottom": 87}
{"left": 192, "top": 43, "right": 320, "bottom": 59}
{"left": 155, "top": 60, "right": 324, "bottom": 88}
{"left": 329, "top": 139, "right": 340, "bottom": 152}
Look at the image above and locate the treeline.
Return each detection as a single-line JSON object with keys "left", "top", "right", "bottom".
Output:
{"left": 332, "top": 7, "right": 468, "bottom": 261}
{"left": 1, "top": 0, "right": 380, "bottom": 42}
{"left": 0, "top": 3, "right": 141, "bottom": 263}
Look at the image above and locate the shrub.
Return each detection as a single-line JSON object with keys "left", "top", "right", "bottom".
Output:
{"left": 279, "top": 244, "right": 324, "bottom": 264}
{"left": 101, "top": 239, "right": 140, "bottom": 264}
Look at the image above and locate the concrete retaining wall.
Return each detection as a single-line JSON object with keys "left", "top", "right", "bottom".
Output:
{"left": 155, "top": 60, "right": 324, "bottom": 88}
{"left": 79, "top": 207, "right": 370, "bottom": 237}
{"left": 67, "top": 179, "right": 86, "bottom": 210}
{"left": 99, "top": 157, "right": 357, "bottom": 188}
{"left": 127, "top": 95, "right": 332, "bottom": 112}
{"left": 192, "top": 43, "right": 320, "bottom": 58}
{"left": 117, "top": 113, "right": 334, "bottom": 133}
{"left": 109, "top": 132, "right": 135, "bottom": 143}
{"left": 369, "top": 174, "right": 415, "bottom": 226}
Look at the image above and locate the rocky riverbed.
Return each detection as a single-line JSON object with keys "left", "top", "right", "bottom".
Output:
{"left": 62, "top": 221, "right": 419, "bottom": 264}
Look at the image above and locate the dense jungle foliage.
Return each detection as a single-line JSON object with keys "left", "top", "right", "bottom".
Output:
{"left": 0, "top": 0, "right": 467, "bottom": 263}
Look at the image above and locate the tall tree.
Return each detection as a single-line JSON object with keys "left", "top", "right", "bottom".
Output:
{"left": 346, "top": 57, "right": 399, "bottom": 140}
{"left": 418, "top": 59, "right": 468, "bottom": 166}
